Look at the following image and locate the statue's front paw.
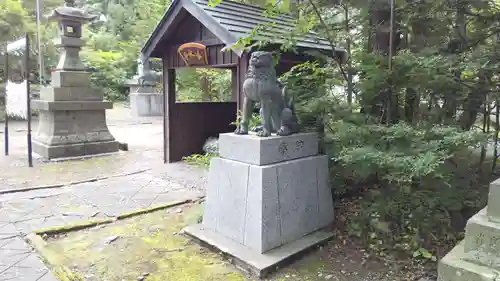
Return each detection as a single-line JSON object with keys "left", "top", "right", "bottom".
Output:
{"left": 251, "top": 125, "right": 263, "bottom": 132}
{"left": 257, "top": 129, "right": 271, "bottom": 137}
{"left": 234, "top": 126, "right": 248, "bottom": 135}
{"left": 277, "top": 126, "right": 291, "bottom": 136}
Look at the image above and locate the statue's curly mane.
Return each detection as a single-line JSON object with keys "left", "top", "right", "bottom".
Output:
{"left": 235, "top": 51, "right": 299, "bottom": 137}
{"left": 246, "top": 53, "right": 277, "bottom": 81}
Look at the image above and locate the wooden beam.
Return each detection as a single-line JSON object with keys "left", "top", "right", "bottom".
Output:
{"left": 237, "top": 52, "right": 248, "bottom": 110}
{"left": 164, "top": 67, "right": 176, "bottom": 163}
{"left": 143, "top": 1, "right": 186, "bottom": 59}
{"left": 176, "top": 63, "right": 237, "bottom": 69}
{"left": 167, "top": 38, "right": 224, "bottom": 48}
{"left": 231, "top": 67, "right": 238, "bottom": 103}
{"left": 182, "top": 0, "right": 241, "bottom": 56}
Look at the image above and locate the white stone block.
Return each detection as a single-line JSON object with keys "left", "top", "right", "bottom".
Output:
{"left": 129, "top": 92, "right": 163, "bottom": 117}
{"left": 488, "top": 178, "right": 500, "bottom": 222}
{"left": 202, "top": 154, "right": 334, "bottom": 254}
{"left": 218, "top": 132, "right": 318, "bottom": 165}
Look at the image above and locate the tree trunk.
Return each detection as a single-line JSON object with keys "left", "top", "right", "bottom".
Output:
{"left": 447, "top": 0, "right": 467, "bottom": 124}
{"left": 404, "top": 1, "right": 431, "bottom": 124}
{"left": 459, "top": 71, "right": 488, "bottom": 130}
{"left": 344, "top": 4, "right": 354, "bottom": 105}
{"left": 364, "top": 0, "right": 399, "bottom": 123}
{"left": 454, "top": 0, "right": 487, "bottom": 131}
{"left": 200, "top": 74, "right": 211, "bottom": 101}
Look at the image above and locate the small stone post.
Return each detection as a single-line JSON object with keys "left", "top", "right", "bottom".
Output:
{"left": 31, "top": 0, "right": 119, "bottom": 159}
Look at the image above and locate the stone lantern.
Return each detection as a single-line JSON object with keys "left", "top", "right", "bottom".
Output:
{"left": 31, "top": 0, "right": 119, "bottom": 159}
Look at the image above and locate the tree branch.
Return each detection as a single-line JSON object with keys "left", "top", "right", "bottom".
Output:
{"left": 306, "top": 0, "right": 348, "bottom": 82}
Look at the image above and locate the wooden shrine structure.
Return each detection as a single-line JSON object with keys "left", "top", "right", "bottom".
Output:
{"left": 141, "top": 0, "right": 345, "bottom": 163}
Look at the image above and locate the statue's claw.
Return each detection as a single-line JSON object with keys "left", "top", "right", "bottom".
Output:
{"left": 277, "top": 126, "right": 290, "bottom": 136}
{"left": 257, "top": 129, "right": 271, "bottom": 137}
{"left": 251, "top": 125, "right": 263, "bottom": 132}
{"left": 234, "top": 126, "right": 248, "bottom": 135}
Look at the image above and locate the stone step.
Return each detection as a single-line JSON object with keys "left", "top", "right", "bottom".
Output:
{"left": 438, "top": 241, "right": 500, "bottom": 281}
{"left": 462, "top": 208, "right": 500, "bottom": 269}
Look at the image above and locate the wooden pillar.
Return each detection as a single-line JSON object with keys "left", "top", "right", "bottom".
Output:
{"left": 231, "top": 67, "right": 238, "bottom": 103}
{"left": 164, "top": 67, "right": 176, "bottom": 163}
{"left": 237, "top": 53, "right": 249, "bottom": 111}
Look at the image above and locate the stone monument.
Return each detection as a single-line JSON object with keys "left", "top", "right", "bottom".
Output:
{"left": 439, "top": 178, "right": 500, "bottom": 280}
{"left": 124, "top": 58, "right": 162, "bottom": 117}
{"left": 183, "top": 51, "right": 334, "bottom": 277}
{"left": 31, "top": 0, "right": 119, "bottom": 159}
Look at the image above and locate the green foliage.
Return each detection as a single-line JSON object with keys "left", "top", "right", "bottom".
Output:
{"left": 231, "top": 111, "right": 262, "bottom": 129}
{"left": 176, "top": 68, "right": 232, "bottom": 102}
{"left": 182, "top": 153, "right": 216, "bottom": 167}
{"left": 329, "top": 120, "right": 488, "bottom": 258}
{"left": 280, "top": 61, "right": 336, "bottom": 131}
{"left": 77, "top": 0, "right": 172, "bottom": 100}
{"left": 0, "top": 0, "right": 28, "bottom": 41}
{"left": 331, "top": 122, "right": 486, "bottom": 192}
{"left": 81, "top": 49, "right": 128, "bottom": 100}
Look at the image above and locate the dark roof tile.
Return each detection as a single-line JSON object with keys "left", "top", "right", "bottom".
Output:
{"left": 141, "top": 0, "right": 335, "bottom": 59}
{"left": 194, "top": 0, "right": 331, "bottom": 49}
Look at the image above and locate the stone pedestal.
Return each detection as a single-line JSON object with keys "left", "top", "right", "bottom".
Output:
{"left": 32, "top": 72, "right": 118, "bottom": 159}
{"left": 130, "top": 92, "right": 163, "bottom": 117}
{"left": 31, "top": 1, "right": 118, "bottom": 159}
{"left": 184, "top": 132, "right": 335, "bottom": 277}
{"left": 438, "top": 178, "right": 500, "bottom": 281}
{"left": 126, "top": 83, "right": 163, "bottom": 117}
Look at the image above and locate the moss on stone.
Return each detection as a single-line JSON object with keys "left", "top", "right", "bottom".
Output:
{"left": 31, "top": 203, "right": 336, "bottom": 281}
{"left": 33, "top": 218, "right": 114, "bottom": 236}
{"left": 32, "top": 203, "right": 247, "bottom": 281}
{"left": 52, "top": 267, "right": 86, "bottom": 281}
{"left": 116, "top": 200, "right": 190, "bottom": 220}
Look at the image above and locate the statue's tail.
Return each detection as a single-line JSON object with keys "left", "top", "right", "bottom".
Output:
{"left": 282, "top": 85, "right": 294, "bottom": 111}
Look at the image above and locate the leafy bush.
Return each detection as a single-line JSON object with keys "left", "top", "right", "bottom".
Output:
{"left": 182, "top": 153, "right": 216, "bottom": 167}
{"left": 81, "top": 49, "right": 129, "bottom": 101}
{"left": 328, "top": 120, "right": 488, "bottom": 258}
{"left": 231, "top": 111, "right": 262, "bottom": 130}
{"left": 278, "top": 61, "right": 491, "bottom": 260}
{"left": 177, "top": 68, "right": 232, "bottom": 102}
{"left": 203, "top": 137, "right": 219, "bottom": 155}
{"left": 280, "top": 61, "right": 334, "bottom": 132}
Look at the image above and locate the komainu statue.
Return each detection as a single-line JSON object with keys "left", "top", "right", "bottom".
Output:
{"left": 234, "top": 51, "right": 299, "bottom": 137}
{"left": 136, "top": 58, "right": 161, "bottom": 85}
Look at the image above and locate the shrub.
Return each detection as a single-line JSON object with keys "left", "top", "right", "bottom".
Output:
{"left": 328, "top": 120, "right": 489, "bottom": 258}
{"left": 81, "top": 49, "right": 129, "bottom": 101}
{"left": 182, "top": 153, "right": 216, "bottom": 167}
{"left": 231, "top": 111, "right": 262, "bottom": 130}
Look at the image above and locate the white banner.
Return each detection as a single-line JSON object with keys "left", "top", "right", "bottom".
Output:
{"left": 6, "top": 37, "right": 27, "bottom": 54}
{"left": 6, "top": 80, "right": 28, "bottom": 120}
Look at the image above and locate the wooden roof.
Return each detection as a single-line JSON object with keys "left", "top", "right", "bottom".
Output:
{"left": 141, "top": 0, "right": 336, "bottom": 60}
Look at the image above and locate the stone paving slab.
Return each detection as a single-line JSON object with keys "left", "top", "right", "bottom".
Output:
{"left": 0, "top": 104, "right": 208, "bottom": 280}
{"left": 0, "top": 169, "right": 206, "bottom": 280}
